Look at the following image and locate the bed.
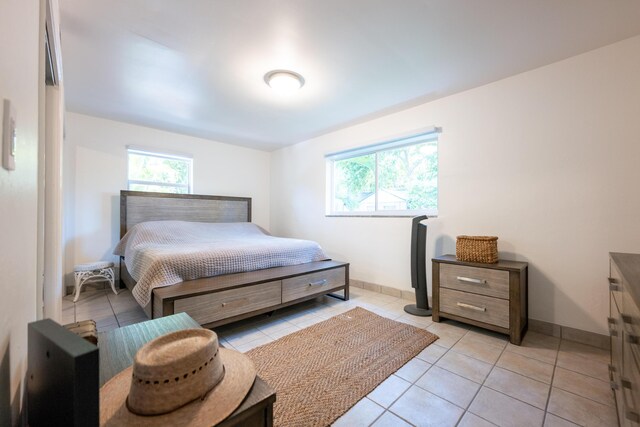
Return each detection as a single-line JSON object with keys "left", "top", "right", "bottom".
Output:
{"left": 117, "top": 190, "right": 349, "bottom": 328}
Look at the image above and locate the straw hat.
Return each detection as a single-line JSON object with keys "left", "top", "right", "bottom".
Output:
{"left": 100, "top": 329, "right": 256, "bottom": 426}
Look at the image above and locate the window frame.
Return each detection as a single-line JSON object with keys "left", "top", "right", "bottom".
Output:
{"left": 127, "top": 147, "right": 194, "bottom": 194}
{"left": 325, "top": 128, "right": 440, "bottom": 217}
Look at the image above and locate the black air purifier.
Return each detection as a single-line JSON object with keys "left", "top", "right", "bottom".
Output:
{"left": 404, "top": 215, "right": 432, "bottom": 316}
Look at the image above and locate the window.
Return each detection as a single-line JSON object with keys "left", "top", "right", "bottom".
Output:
{"left": 127, "top": 148, "right": 193, "bottom": 194}
{"left": 326, "top": 129, "right": 439, "bottom": 216}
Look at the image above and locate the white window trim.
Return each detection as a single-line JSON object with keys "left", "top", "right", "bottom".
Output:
{"left": 325, "top": 127, "right": 440, "bottom": 217}
{"left": 325, "top": 126, "right": 440, "bottom": 161}
{"left": 127, "top": 146, "right": 194, "bottom": 194}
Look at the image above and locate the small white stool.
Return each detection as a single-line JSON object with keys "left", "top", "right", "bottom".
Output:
{"left": 73, "top": 261, "right": 117, "bottom": 302}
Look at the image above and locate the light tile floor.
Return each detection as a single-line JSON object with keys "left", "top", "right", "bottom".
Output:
{"left": 65, "top": 286, "right": 617, "bottom": 427}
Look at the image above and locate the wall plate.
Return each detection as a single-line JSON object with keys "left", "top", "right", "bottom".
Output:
{"left": 2, "top": 99, "right": 16, "bottom": 171}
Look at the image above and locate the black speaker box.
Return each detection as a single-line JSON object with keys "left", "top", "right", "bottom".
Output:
{"left": 27, "top": 319, "right": 99, "bottom": 426}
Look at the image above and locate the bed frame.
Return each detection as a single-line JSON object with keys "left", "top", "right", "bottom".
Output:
{"left": 119, "top": 190, "right": 349, "bottom": 329}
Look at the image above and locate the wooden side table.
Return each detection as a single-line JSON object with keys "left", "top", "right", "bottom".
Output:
{"left": 432, "top": 255, "right": 528, "bottom": 345}
{"left": 99, "top": 313, "right": 276, "bottom": 426}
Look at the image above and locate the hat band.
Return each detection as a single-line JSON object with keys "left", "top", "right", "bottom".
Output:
{"left": 127, "top": 349, "right": 226, "bottom": 416}
{"left": 125, "top": 366, "right": 226, "bottom": 416}
{"left": 129, "top": 353, "right": 219, "bottom": 387}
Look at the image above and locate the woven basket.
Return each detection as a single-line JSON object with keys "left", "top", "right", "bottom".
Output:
{"left": 456, "top": 235, "right": 498, "bottom": 263}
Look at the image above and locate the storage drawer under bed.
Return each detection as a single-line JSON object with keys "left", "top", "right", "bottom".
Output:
{"left": 282, "top": 267, "right": 347, "bottom": 303}
{"left": 174, "top": 281, "right": 282, "bottom": 325}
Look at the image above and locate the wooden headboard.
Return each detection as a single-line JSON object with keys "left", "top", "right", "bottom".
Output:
{"left": 120, "top": 191, "right": 252, "bottom": 238}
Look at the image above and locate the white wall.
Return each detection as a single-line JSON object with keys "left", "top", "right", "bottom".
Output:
{"left": 271, "top": 35, "right": 640, "bottom": 335}
{"left": 63, "top": 112, "right": 271, "bottom": 285}
{"left": 0, "top": 0, "right": 42, "bottom": 424}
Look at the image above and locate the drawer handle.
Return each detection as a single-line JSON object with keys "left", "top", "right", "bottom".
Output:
{"left": 621, "top": 315, "right": 640, "bottom": 346}
{"left": 609, "top": 277, "right": 620, "bottom": 292}
{"left": 221, "top": 298, "right": 247, "bottom": 308}
{"left": 611, "top": 381, "right": 620, "bottom": 390}
{"left": 621, "top": 377, "right": 640, "bottom": 422}
{"left": 456, "top": 276, "right": 487, "bottom": 285}
{"left": 456, "top": 302, "right": 486, "bottom": 312}
{"left": 309, "top": 279, "right": 328, "bottom": 287}
{"left": 607, "top": 317, "right": 618, "bottom": 337}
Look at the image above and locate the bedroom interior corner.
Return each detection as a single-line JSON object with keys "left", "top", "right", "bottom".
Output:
{"left": 58, "top": 21, "right": 640, "bottom": 342}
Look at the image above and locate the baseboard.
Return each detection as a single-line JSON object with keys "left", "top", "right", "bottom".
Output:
{"left": 352, "top": 278, "right": 610, "bottom": 351}
{"left": 64, "top": 281, "right": 108, "bottom": 296}
{"left": 350, "top": 279, "right": 428, "bottom": 303}
{"left": 67, "top": 271, "right": 610, "bottom": 350}
{"left": 528, "top": 319, "right": 610, "bottom": 350}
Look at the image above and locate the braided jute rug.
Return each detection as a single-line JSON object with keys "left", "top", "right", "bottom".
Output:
{"left": 246, "top": 306, "right": 439, "bottom": 426}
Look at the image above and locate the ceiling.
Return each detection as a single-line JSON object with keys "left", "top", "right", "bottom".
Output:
{"left": 59, "top": 0, "right": 640, "bottom": 151}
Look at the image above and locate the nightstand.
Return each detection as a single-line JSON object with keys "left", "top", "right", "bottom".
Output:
{"left": 432, "top": 255, "right": 528, "bottom": 345}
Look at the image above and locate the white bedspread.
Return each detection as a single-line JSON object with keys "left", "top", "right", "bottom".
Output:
{"left": 114, "top": 221, "right": 328, "bottom": 307}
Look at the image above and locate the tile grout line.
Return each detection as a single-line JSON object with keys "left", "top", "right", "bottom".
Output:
{"left": 552, "top": 359, "right": 612, "bottom": 383}
{"left": 540, "top": 341, "right": 561, "bottom": 427}
{"left": 548, "top": 382, "right": 617, "bottom": 410}
{"left": 546, "top": 343, "right": 616, "bottom": 412}
{"left": 482, "top": 338, "right": 614, "bottom": 425}
{"left": 371, "top": 410, "right": 415, "bottom": 427}
{"left": 106, "top": 290, "right": 121, "bottom": 328}
{"left": 454, "top": 336, "right": 510, "bottom": 427}
{"left": 394, "top": 328, "right": 470, "bottom": 426}
{"left": 494, "top": 344, "right": 567, "bottom": 396}
{"left": 446, "top": 346, "right": 501, "bottom": 367}
{"left": 389, "top": 326, "right": 497, "bottom": 424}
{"left": 367, "top": 399, "right": 411, "bottom": 427}
{"left": 367, "top": 324, "right": 470, "bottom": 427}
{"left": 371, "top": 331, "right": 453, "bottom": 426}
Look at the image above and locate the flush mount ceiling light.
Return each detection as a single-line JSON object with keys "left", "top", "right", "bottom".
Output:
{"left": 264, "top": 70, "right": 305, "bottom": 94}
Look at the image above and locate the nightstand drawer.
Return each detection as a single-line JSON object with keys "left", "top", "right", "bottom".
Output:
{"left": 440, "top": 263, "right": 509, "bottom": 299}
{"left": 440, "top": 288, "right": 509, "bottom": 329}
